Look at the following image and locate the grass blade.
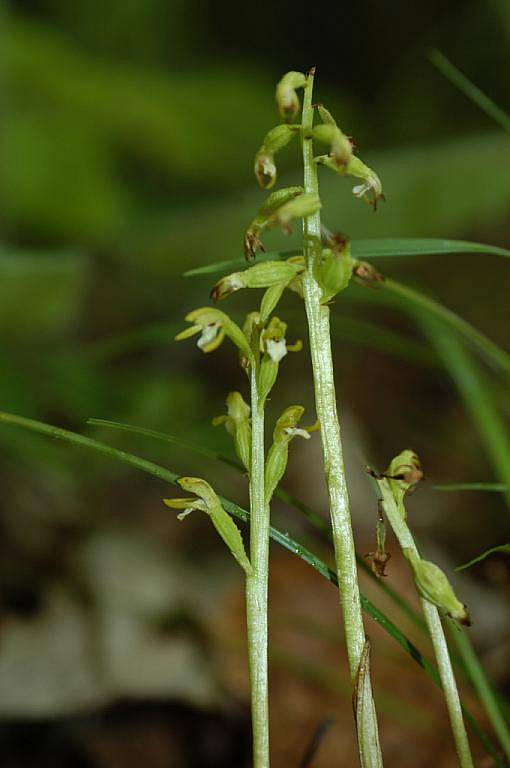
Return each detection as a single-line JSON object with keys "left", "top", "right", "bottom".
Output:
{"left": 429, "top": 49, "right": 510, "bottom": 134}
{"left": 353, "top": 238, "right": 510, "bottom": 260}
{"left": 457, "top": 545, "right": 510, "bottom": 572}
{"left": 0, "top": 409, "right": 502, "bottom": 764}
{"left": 183, "top": 238, "right": 510, "bottom": 278}
{"left": 384, "top": 278, "right": 510, "bottom": 380}
{"left": 418, "top": 316, "right": 510, "bottom": 508}
{"left": 434, "top": 483, "right": 510, "bottom": 493}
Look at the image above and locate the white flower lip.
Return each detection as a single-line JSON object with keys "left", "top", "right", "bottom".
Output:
{"left": 266, "top": 338, "right": 288, "bottom": 363}
{"left": 197, "top": 322, "right": 221, "bottom": 349}
{"left": 284, "top": 427, "right": 311, "bottom": 440}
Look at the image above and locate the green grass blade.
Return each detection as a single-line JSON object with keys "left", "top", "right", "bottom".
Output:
{"left": 449, "top": 624, "right": 510, "bottom": 762}
{"left": 384, "top": 278, "right": 510, "bottom": 380}
{"left": 353, "top": 238, "right": 510, "bottom": 260}
{"left": 0, "top": 409, "right": 501, "bottom": 763}
{"left": 418, "top": 317, "right": 510, "bottom": 508}
{"left": 183, "top": 238, "right": 510, "bottom": 278}
{"left": 434, "top": 483, "right": 510, "bottom": 493}
{"left": 429, "top": 49, "right": 510, "bottom": 134}
{"left": 457, "top": 544, "right": 510, "bottom": 572}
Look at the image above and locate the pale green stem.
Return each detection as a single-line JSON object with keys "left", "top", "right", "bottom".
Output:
{"left": 448, "top": 623, "right": 510, "bottom": 763}
{"left": 380, "top": 491, "right": 474, "bottom": 768}
{"left": 300, "top": 69, "right": 383, "bottom": 765}
{"left": 245, "top": 363, "right": 270, "bottom": 768}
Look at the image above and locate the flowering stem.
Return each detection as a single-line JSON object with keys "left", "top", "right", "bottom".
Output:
{"left": 381, "top": 495, "right": 474, "bottom": 768}
{"left": 300, "top": 69, "right": 383, "bottom": 764}
{"left": 245, "top": 359, "right": 270, "bottom": 767}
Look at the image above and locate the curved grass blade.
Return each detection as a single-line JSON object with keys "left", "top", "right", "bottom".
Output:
{"left": 418, "top": 316, "right": 510, "bottom": 508}
{"left": 353, "top": 238, "right": 510, "bottom": 260}
{"left": 434, "top": 483, "right": 509, "bottom": 493}
{"left": 183, "top": 238, "right": 510, "bottom": 278}
{"left": 429, "top": 49, "right": 510, "bottom": 134}
{"left": 384, "top": 278, "right": 510, "bottom": 380}
{"left": 0, "top": 409, "right": 502, "bottom": 764}
{"left": 457, "top": 544, "right": 510, "bottom": 572}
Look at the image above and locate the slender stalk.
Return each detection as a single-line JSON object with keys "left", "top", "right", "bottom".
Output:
{"left": 449, "top": 623, "right": 510, "bottom": 763}
{"left": 300, "top": 69, "right": 383, "bottom": 762}
{"left": 381, "top": 496, "right": 474, "bottom": 768}
{"left": 245, "top": 363, "right": 270, "bottom": 767}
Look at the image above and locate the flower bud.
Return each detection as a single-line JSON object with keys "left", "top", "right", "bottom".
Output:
{"left": 386, "top": 450, "right": 424, "bottom": 493}
{"left": 276, "top": 71, "right": 307, "bottom": 122}
{"left": 211, "top": 260, "right": 303, "bottom": 302}
{"left": 213, "top": 391, "right": 251, "bottom": 471}
{"left": 164, "top": 477, "right": 252, "bottom": 575}
{"left": 265, "top": 405, "right": 311, "bottom": 503}
{"left": 254, "top": 125, "right": 300, "bottom": 189}
{"left": 313, "top": 123, "right": 353, "bottom": 168}
{"left": 315, "top": 235, "right": 353, "bottom": 303}
{"left": 404, "top": 549, "right": 470, "bottom": 625}
{"left": 176, "top": 307, "right": 253, "bottom": 362}
{"left": 353, "top": 260, "right": 384, "bottom": 287}
{"left": 244, "top": 186, "right": 303, "bottom": 260}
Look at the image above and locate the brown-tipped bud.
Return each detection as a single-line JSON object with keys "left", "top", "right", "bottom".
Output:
{"left": 352, "top": 260, "right": 385, "bottom": 287}
{"left": 386, "top": 450, "right": 424, "bottom": 493}
{"left": 313, "top": 124, "right": 353, "bottom": 168}
{"left": 276, "top": 71, "right": 307, "bottom": 122}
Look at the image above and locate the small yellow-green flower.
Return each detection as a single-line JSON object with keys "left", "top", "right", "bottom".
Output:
{"left": 265, "top": 405, "right": 313, "bottom": 503}
{"left": 175, "top": 307, "right": 253, "bottom": 362}
{"left": 212, "top": 391, "right": 251, "bottom": 471}
{"left": 254, "top": 124, "right": 300, "bottom": 189}
{"left": 164, "top": 477, "right": 252, "bottom": 575}
{"left": 316, "top": 153, "right": 383, "bottom": 211}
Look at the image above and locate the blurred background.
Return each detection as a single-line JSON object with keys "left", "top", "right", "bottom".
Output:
{"left": 2, "top": 1, "right": 510, "bottom": 765}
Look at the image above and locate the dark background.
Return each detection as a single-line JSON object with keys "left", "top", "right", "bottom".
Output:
{"left": 2, "top": 1, "right": 510, "bottom": 765}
